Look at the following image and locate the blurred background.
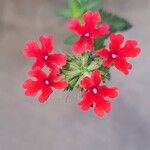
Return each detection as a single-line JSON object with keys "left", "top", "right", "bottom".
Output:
{"left": 0, "top": 0, "right": 150, "bottom": 150}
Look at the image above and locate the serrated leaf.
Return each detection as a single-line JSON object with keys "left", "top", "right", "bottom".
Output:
{"left": 100, "top": 9, "right": 132, "bottom": 32}
{"left": 65, "top": 35, "right": 78, "bottom": 45}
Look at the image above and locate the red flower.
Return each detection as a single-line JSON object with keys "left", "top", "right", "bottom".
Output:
{"left": 23, "top": 67, "right": 68, "bottom": 103}
{"left": 96, "top": 33, "right": 141, "bottom": 75}
{"left": 23, "top": 35, "right": 66, "bottom": 72}
{"left": 79, "top": 70, "right": 118, "bottom": 117}
{"left": 67, "top": 11, "right": 109, "bottom": 54}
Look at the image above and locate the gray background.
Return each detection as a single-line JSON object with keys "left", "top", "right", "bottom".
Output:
{"left": 0, "top": 0, "right": 150, "bottom": 150}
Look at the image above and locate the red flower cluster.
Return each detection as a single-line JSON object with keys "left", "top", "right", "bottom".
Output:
{"left": 67, "top": 11, "right": 109, "bottom": 54}
{"left": 23, "top": 35, "right": 68, "bottom": 102}
{"left": 96, "top": 33, "right": 141, "bottom": 75}
{"left": 22, "top": 10, "right": 141, "bottom": 117}
{"left": 79, "top": 70, "right": 118, "bottom": 117}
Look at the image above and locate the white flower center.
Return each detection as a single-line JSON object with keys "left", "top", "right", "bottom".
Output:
{"left": 45, "top": 80, "right": 49, "bottom": 85}
{"left": 92, "top": 88, "right": 98, "bottom": 94}
{"left": 111, "top": 54, "right": 117, "bottom": 59}
{"left": 84, "top": 33, "right": 90, "bottom": 37}
{"left": 44, "top": 55, "right": 48, "bottom": 60}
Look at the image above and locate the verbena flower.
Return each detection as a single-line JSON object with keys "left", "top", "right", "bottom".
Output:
{"left": 96, "top": 33, "right": 141, "bottom": 75}
{"left": 79, "top": 70, "right": 118, "bottom": 117}
{"left": 23, "top": 67, "right": 68, "bottom": 103}
{"left": 22, "top": 10, "right": 141, "bottom": 117}
{"left": 23, "top": 35, "right": 66, "bottom": 72}
{"left": 67, "top": 11, "right": 109, "bottom": 54}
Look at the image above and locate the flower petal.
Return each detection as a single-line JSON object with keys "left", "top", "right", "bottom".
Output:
{"left": 67, "top": 19, "right": 83, "bottom": 35}
{"left": 109, "top": 33, "right": 124, "bottom": 51}
{"left": 32, "top": 58, "right": 44, "bottom": 69}
{"left": 47, "top": 71, "right": 58, "bottom": 81}
{"left": 94, "top": 100, "right": 111, "bottom": 117}
{"left": 23, "top": 79, "right": 41, "bottom": 96}
{"left": 91, "top": 70, "right": 101, "bottom": 86}
{"left": 103, "top": 59, "right": 112, "bottom": 68}
{"left": 72, "top": 37, "right": 93, "bottom": 54}
{"left": 83, "top": 11, "right": 101, "bottom": 28}
{"left": 114, "top": 58, "right": 132, "bottom": 75}
{"left": 39, "top": 35, "right": 53, "bottom": 53}
{"left": 96, "top": 49, "right": 112, "bottom": 67}
{"left": 38, "top": 86, "right": 53, "bottom": 103}
{"left": 28, "top": 67, "right": 47, "bottom": 81}
{"left": 100, "top": 85, "right": 118, "bottom": 98}
{"left": 47, "top": 63, "right": 60, "bottom": 75}
{"left": 72, "top": 38, "right": 85, "bottom": 54}
{"left": 85, "top": 38, "right": 93, "bottom": 51}
{"left": 80, "top": 76, "right": 93, "bottom": 90}
{"left": 96, "top": 48, "right": 110, "bottom": 58}
{"left": 48, "top": 54, "right": 67, "bottom": 66}
{"left": 79, "top": 93, "right": 93, "bottom": 111}
{"left": 92, "top": 23, "right": 109, "bottom": 38}
{"left": 52, "top": 80, "right": 68, "bottom": 89}
{"left": 23, "top": 40, "right": 40, "bottom": 57}
{"left": 123, "top": 40, "right": 141, "bottom": 57}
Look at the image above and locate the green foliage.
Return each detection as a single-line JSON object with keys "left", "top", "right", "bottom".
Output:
{"left": 61, "top": 52, "right": 110, "bottom": 91}
{"left": 69, "top": 0, "right": 83, "bottom": 18}
{"left": 65, "top": 34, "right": 78, "bottom": 45}
{"left": 78, "top": 0, "right": 88, "bottom": 4}
{"left": 56, "top": 0, "right": 104, "bottom": 19}
{"left": 94, "top": 36, "right": 107, "bottom": 50}
{"left": 84, "top": 0, "right": 103, "bottom": 11}
{"left": 56, "top": 0, "right": 83, "bottom": 19}
{"left": 94, "top": 9, "right": 132, "bottom": 50}
{"left": 98, "top": 66, "right": 111, "bottom": 81}
{"left": 100, "top": 9, "right": 132, "bottom": 33}
{"left": 65, "top": 77, "right": 80, "bottom": 90}
{"left": 57, "top": 0, "right": 132, "bottom": 61}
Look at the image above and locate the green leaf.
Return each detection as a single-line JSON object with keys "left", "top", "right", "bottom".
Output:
{"left": 65, "top": 35, "right": 78, "bottom": 45}
{"left": 84, "top": 0, "right": 103, "bottom": 11}
{"left": 69, "top": 0, "right": 83, "bottom": 18}
{"left": 100, "top": 9, "right": 132, "bottom": 32}
{"left": 78, "top": 0, "right": 88, "bottom": 4}
{"left": 56, "top": 0, "right": 104, "bottom": 19}
{"left": 66, "top": 76, "right": 80, "bottom": 90}
{"left": 94, "top": 36, "right": 107, "bottom": 50}
{"left": 99, "top": 66, "right": 111, "bottom": 80}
